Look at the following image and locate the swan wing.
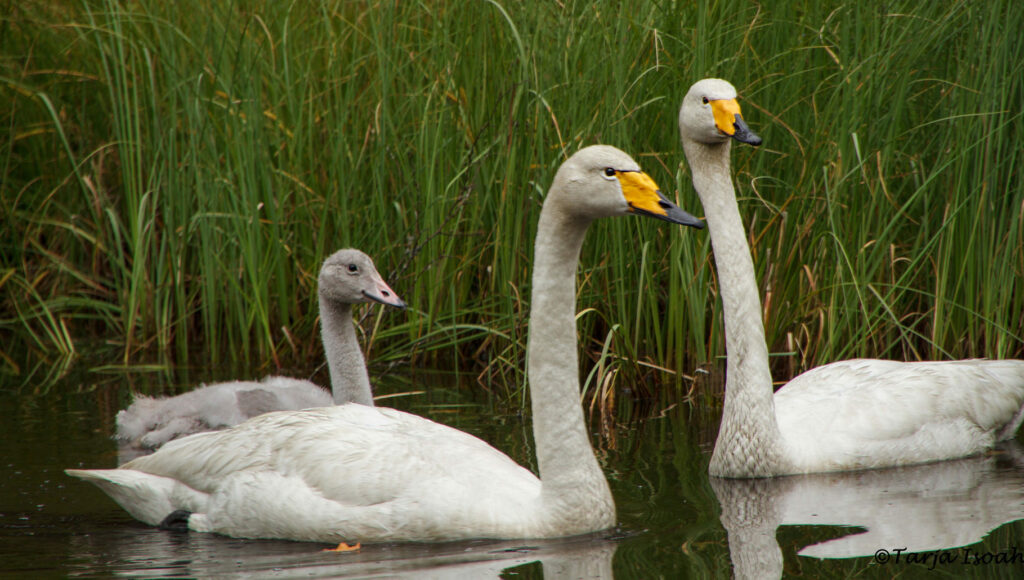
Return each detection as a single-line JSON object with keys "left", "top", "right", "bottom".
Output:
{"left": 776, "top": 359, "right": 1024, "bottom": 471}
{"left": 234, "top": 377, "right": 333, "bottom": 417}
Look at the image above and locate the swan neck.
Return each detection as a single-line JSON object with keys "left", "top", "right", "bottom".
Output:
{"left": 684, "top": 139, "right": 785, "bottom": 476}
{"left": 320, "top": 296, "right": 373, "bottom": 406}
{"left": 528, "top": 203, "right": 614, "bottom": 528}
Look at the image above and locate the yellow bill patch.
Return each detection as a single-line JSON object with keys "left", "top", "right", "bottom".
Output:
{"left": 617, "top": 171, "right": 667, "bottom": 217}
{"left": 710, "top": 98, "right": 743, "bottom": 136}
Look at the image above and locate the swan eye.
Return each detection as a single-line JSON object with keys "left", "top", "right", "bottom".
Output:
{"left": 702, "top": 96, "right": 709, "bottom": 105}
{"left": 602, "top": 167, "right": 617, "bottom": 180}
{"left": 347, "top": 264, "right": 359, "bottom": 274}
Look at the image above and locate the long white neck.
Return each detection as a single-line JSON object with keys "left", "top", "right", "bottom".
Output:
{"left": 319, "top": 297, "right": 374, "bottom": 406}
{"left": 528, "top": 204, "right": 615, "bottom": 532}
{"left": 684, "top": 138, "right": 786, "bottom": 477}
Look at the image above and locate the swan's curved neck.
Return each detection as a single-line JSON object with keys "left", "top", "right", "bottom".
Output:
{"left": 684, "top": 139, "right": 786, "bottom": 477}
{"left": 319, "top": 297, "right": 373, "bottom": 406}
{"left": 528, "top": 205, "right": 614, "bottom": 529}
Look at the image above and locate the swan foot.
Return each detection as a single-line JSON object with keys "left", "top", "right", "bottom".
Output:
{"left": 158, "top": 510, "right": 192, "bottom": 533}
{"left": 323, "top": 542, "right": 361, "bottom": 553}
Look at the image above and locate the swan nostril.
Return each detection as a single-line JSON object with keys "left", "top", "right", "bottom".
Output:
{"left": 659, "top": 201, "right": 671, "bottom": 209}
{"left": 382, "top": 291, "right": 390, "bottom": 296}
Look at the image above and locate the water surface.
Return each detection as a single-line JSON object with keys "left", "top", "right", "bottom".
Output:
{"left": 3, "top": 367, "right": 1023, "bottom": 578}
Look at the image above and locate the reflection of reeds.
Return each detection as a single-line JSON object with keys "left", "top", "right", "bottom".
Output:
{"left": 2, "top": 1, "right": 1022, "bottom": 402}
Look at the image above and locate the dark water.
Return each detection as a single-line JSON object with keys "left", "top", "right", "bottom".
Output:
{"left": 3, "top": 367, "right": 1024, "bottom": 578}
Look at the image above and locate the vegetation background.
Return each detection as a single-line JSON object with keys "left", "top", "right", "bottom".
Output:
{"left": 2, "top": 0, "right": 1022, "bottom": 402}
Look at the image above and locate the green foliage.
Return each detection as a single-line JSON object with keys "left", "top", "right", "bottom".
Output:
{"left": 2, "top": 0, "right": 1022, "bottom": 396}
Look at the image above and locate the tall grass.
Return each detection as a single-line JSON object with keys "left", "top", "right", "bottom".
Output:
{"left": 2, "top": 0, "right": 1022, "bottom": 399}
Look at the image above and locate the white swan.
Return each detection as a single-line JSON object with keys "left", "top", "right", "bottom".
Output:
{"left": 66, "top": 145, "right": 704, "bottom": 543}
{"left": 679, "top": 78, "right": 1024, "bottom": 477}
{"left": 115, "top": 249, "right": 405, "bottom": 452}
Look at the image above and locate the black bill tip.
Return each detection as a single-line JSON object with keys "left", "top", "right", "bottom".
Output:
{"left": 731, "top": 115, "right": 762, "bottom": 146}
{"left": 632, "top": 190, "right": 705, "bottom": 229}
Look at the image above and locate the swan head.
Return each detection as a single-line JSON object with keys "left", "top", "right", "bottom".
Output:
{"left": 550, "top": 145, "right": 704, "bottom": 228}
{"left": 319, "top": 249, "right": 406, "bottom": 308}
{"left": 679, "top": 78, "right": 762, "bottom": 146}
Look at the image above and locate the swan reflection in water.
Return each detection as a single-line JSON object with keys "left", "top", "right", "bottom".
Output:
{"left": 65, "top": 525, "right": 619, "bottom": 578}
{"left": 711, "top": 444, "right": 1024, "bottom": 579}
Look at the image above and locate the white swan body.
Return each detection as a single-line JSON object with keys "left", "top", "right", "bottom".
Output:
{"left": 79, "top": 405, "right": 544, "bottom": 541}
{"left": 115, "top": 249, "right": 405, "bottom": 452}
{"left": 679, "top": 78, "right": 1024, "bottom": 477}
{"left": 68, "top": 145, "right": 704, "bottom": 542}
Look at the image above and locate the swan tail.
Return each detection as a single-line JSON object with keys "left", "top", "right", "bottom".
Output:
{"left": 65, "top": 468, "right": 206, "bottom": 527}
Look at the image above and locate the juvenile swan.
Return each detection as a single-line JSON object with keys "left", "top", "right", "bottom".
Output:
{"left": 679, "top": 78, "right": 1024, "bottom": 477}
{"left": 116, "top": 249, "right": 405, "bottom": 452}
{"left": 66, "top": 145, "right": 704, "bottom": 543}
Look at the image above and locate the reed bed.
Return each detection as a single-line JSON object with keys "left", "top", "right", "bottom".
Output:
{"left": 2, "top": 0, "right": 1022, "bottom": 400}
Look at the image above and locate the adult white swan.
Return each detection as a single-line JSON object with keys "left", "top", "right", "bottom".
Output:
{"left": 679, "top": 78, "right": 1024, "bottom": 477}
{"left": 115, "top": 249, "right": 405, "bottom": 452}
{"left": 66, "top": 145, "right": 704, "bottom": 543}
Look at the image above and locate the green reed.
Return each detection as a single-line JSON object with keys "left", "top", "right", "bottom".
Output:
{"left": 2, "top": 0, "right": 1021, "bottom": 400}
